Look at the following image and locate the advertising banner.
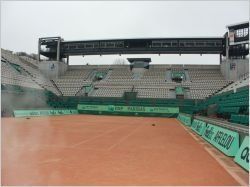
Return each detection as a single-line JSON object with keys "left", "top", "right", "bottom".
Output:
{"left": 202, "top": 123, "right": 239, "bottom": 156}
{"left": 191, "top": 119, "right": 206, "bottom": 135}
{"left": 77, "top": 104, "right": 179, "bottom": 114}
{"left": 234, "top": 136, "right": 249, "bottom": 171}
{"left": 14, "top": 109, "right": 78, "bottom": 117}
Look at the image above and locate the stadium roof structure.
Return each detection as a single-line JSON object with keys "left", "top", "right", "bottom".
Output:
{"left": 39, "top": 36, "right": 225, "bottom": 61}
{"left": 127, "top": 58, "right": 151, "bottom": 63}
{"left": 226, "top": 21, "right": 249, "bottom": 29}
{"left": 38, "top": 22, "right": 249, "bottom": 61}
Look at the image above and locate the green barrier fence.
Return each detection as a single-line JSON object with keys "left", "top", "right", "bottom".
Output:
{"left": 77, "top": 104, "right": 179, "bottom": 117}
{"left": 234, "top": 136, "right": 249, "bottom": 171}
{"left": 202, "top": 123, "right": 239, "bottom": 156}
{"left": 191, "top": 119, "right": 206, "bottom": 135}
{"left": 177, "top": 113, "right": 192, "bottom": 126}
{"left": 14, "top": 109, "right": 78, "bottom": 117}
{"left": 47, "top": 95, "right": 196, "bottom": 114}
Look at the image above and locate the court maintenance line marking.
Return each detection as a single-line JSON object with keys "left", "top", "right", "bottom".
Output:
{"left": 38, "top": 158, "right": 62, "bottom": 165}
{"left": 107, "top": 125, "right": 143, "bottom": 151}
{"left": 71, "top": 125, "right": 129, "bottom": 148}
{"left": 13, "top": 144, "right": 74, "bottom": 151}
{"left": 174, "top": 119, "right": 246, "bottom": 186}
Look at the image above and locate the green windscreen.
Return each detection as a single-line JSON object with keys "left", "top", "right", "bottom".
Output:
{"left": 78, "top": 104, "right": 179, "bottom": 116}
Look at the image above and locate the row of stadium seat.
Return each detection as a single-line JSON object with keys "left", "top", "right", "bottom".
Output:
{"left": 135, "top": 88, "right": 169, "bottom": 98}
{"left": 196, "top": 85, "right": 249, "bottom": 125}
{"left": 217, "top": 76, "right": 249, "bottom": 94}
{"left": 52, "top": 68, "right": 94, "bottom": 96}
{"left": 218, "top": 107, "right": 240, "bottom": 114}
{"left": 1, "top": 60, "right": 42, "bottom": 89}
{"left": 19, "top": 56, "right": 39, "bottom": 68}
{"left": 230, "top": 114, "right": 249, "bottom": 125}
{"left": 1, "top": 49, "right": 61, "bottom": 95}
{"left": 91, "top": 87, "right": 132, "bottom": 97}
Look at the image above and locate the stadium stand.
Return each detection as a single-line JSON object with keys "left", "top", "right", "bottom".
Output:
{"left": 1, "top": 59, "right": 42, "bottom": 89}
{"left": 85, "top": 65, "right": 231, "bottom": 99}
{"left": 196, "top": 85, "right": 249, "bottom": 125}
{"left": 134, "top": 87, "right": 170, "bottom": 98}
{"left": 1, "top": 49, "right": 61, "bottom": 95}
{"left": 217, "top": 74, "right": 249, "bottom": 94}
{"left": 19, "top": 56, "right": 39, "bottom": 68}
{"left": 1, "top": 48, "right": 248, "bottom": 125}
{"left": 90, "top": 86, "right": 132, "bottom": 97}
{"left": 1, "top": 50, "right": 237, "bottom": 100}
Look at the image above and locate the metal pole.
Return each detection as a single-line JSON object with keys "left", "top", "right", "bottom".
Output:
{"left": 225, "top": 33, "right": 229, "bottom": 60}
{"left": 57, "top": 38, "right": 60, "bottom": 62}
{"left": 38, "top": 38, "right": 41, "bottom": 61}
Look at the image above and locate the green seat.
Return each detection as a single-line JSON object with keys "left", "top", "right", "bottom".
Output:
{"left": 230, "top": 114, "right": 249, "bottom": 125}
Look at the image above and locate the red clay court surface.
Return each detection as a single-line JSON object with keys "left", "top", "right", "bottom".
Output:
{"left": 1, "top": 115, "right": 243, "bottom": 186}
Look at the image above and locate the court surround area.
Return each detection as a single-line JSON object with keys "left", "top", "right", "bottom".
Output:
{"left": 2, "top": 115, "right": 247, "bottom": 186}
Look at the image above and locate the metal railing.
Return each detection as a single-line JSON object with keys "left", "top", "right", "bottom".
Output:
{"left": 194, "top": 115, "right": 249, "bottom": 135}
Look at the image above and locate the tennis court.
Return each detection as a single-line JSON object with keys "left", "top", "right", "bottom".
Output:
{"left": 2, "top": 115, "right": 241, "bottom": 185}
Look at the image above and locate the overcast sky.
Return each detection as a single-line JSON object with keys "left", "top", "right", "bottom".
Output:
{"left": 1, "top": 1, "right": 249, "bottom": 65}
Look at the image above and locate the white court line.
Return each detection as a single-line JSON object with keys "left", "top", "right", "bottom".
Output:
{"left": 107, "top": 125, "right": 143, "bottom": 151}
{"left": 71, "top": 125, "right": 129, "bottom": 148}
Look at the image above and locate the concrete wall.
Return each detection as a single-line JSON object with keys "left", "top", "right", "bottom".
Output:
{"left": 38, "top": 61, "right": 68, "bottom": 79}
{"left": 220, "top": 58, "right": 249, "bottom": 81}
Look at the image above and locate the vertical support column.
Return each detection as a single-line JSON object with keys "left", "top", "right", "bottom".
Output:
{"left": 38, "top": 38, "right": 41, "bottom": 61}
{"left": 67, "top": 55, "right": 69, "bottom": 65}
{"left": 219, "top": 54, "right": 222, "bottom": 64}
{"left": 57, "top": 38, "right": 60, "bottom": 62}
{"left": 225, "top": 33, "right": 229, "bottom": 60}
